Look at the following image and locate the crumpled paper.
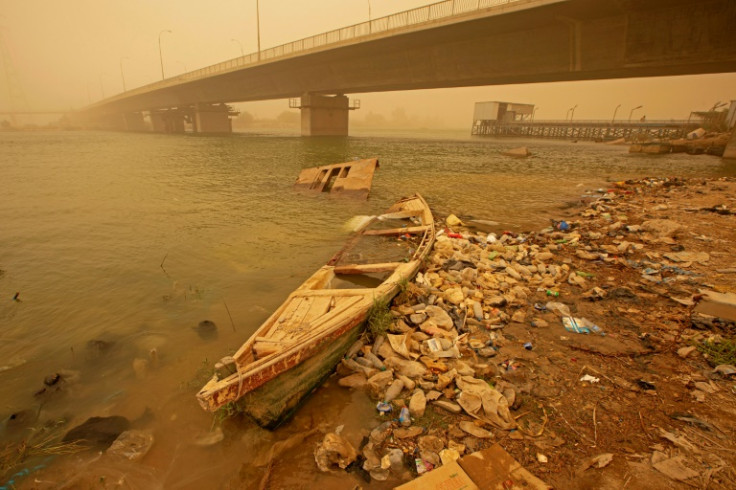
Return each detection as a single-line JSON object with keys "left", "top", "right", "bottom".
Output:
{"left": 455, "top": 376, "right": 515, "bottom": 430}
{"left": 314, "top": 432, "right": 357, "bottom": 472}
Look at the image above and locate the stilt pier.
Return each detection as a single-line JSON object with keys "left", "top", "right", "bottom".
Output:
{"left": 471, "top": 120, "right": 697, "bottom": 142}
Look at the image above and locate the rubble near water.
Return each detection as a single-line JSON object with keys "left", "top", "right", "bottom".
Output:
{"left": 319, "top": 176, "right": 736, "bottom": 489}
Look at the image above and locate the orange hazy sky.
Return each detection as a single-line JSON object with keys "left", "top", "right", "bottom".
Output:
{"left": 1, "top": 0, "right": 734, "bottom": 128}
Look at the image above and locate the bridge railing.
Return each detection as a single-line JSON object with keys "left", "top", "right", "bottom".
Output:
{"left": 96, "top": 0, "right": 524, "bottom": 107}
{"left": 506, "top": 119, "right": 694, "bottom": 125}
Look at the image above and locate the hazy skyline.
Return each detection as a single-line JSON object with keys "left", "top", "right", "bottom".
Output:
{"left": 2, "top": 0, "right": 735, "bottom": 128}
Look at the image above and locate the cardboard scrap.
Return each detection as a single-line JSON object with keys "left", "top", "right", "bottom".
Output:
{"left": 396, "top": 444, "right": 550, "bottom": 490}
{"left": 458, "top": 444, "right": 551, "bottom": 490}
{"left": 694, "top": 291, "right": 736, "bottom": 322}
{"left": 395, "top": 460, "right": 478, "bottom": 490}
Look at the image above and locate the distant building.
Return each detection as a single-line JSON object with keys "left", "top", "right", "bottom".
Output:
{"left": 473, "top": 101, "right": 535, "bottom": 122}
{"left": 689, "top": 101, "right": 736, "bottom": 131}
{"left": 727, "top": 100, "right": 736, "bottom": 129}
{"left": 472, "top": 101, "right": 535, "bottom": 134}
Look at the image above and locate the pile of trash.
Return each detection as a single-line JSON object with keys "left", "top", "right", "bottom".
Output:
{"left": 313, "top": 176, "right": 736, "bottom": 488}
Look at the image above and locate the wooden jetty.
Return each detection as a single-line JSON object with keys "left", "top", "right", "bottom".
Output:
{"left": 471, "top": 120, "right": 698, "bottom": 142}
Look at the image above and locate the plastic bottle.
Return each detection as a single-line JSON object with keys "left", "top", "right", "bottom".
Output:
{"left": 399, "top": 407, "right": 411, "bottom": 427}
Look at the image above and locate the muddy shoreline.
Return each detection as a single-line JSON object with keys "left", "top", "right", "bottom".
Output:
{"left": 6, "top": 175, "right": 736, "bottom": 489}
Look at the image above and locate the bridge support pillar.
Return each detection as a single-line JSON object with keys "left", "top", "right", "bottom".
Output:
{"left": 150, "top": 110, "right": 185, "bottom": 133}
{"left": 297, "top": 94, "right": 352, "bottom": 136}
{"left": 123, "top": 112, "right": 146, "bottom": 132}
{"left": 724, "top": 126, "right": 736, "bottom": 159}
{"left": 193, "top": 103, "right": 234, "bottom": 134}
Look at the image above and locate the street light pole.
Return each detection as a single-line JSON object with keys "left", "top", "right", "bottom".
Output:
{"left": 159, "top": 29, "right": 172, "bottom": 80}
{"left": 368, "top": 0, "right": 372, "bottom": 33}
{"left": 231, "top": 38, "right": 244, "bottom": 57}
{"left": 256, "top": 0, "right": 261, "bottom": 61}
{"left": 99, "top": 73, "right": 106, "bottom": 99}
{"left": 570, "top": 104, "right": 578, "bottom": 121}
{"left": 629, "top": 105, "right": 643, "bottom": 122}
{"left": 119, "top": 56, "right": 129, "bottom": 92}
{"left": 611, "top": 103, "right": 621, "bottom": 124}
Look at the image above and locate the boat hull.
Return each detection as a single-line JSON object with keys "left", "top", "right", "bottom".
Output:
{"left": 240, "top": 317, "right": 364, "bottom": 429}
{"left": 196, "top": 193, "right": 435, "bottom": 428}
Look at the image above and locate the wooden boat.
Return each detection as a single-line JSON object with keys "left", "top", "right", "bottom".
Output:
{"left": 196, "top": 194, "right": 435, "bottom": 428}
{"left": 293, "top": 158, "right": 379, "bottom": 199}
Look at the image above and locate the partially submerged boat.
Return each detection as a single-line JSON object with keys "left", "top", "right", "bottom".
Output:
{"left": 293, "top": 158, "right": 379, "bottom": 199}
{"left": 196, "top": 194, "right": 435, "bottom": 428}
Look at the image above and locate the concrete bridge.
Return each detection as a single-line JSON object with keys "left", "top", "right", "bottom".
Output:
{"left": 80, "top": 0, "right": 736, "bottom": 137}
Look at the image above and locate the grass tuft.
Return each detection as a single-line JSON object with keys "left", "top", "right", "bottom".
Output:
{"left": 367, "top": 297, "right": 392, "bottom": 340}
{"left": 697, "top": 337, "right": 736, "bottom": 367}
{"left": 1, "top": 420, "right": 85, "bottom": 481}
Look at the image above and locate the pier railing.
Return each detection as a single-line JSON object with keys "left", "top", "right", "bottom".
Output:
{"left": 94, "top": 0, "right": 525, "bottom": 107}
{"left": 471, "top": 119, "right": 700, "bottom": 140}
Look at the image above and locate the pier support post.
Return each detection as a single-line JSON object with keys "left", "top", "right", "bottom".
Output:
{"left": 150, "top": 110, "right": 185, "bottom": 133}
{"left": 724, "top": 126, "right": 736, "bottom": 159}
{"left": 193, "top": 103, "right": 235, "bottom": 134}
{"left": 123, "top": 112, "right": 146, "bottom": 132}
{"left": 295, "top": 94, "right": 356, "bottom": 136}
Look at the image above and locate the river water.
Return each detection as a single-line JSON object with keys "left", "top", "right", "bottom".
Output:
{"left": 1, "top": 127, "right": 734, "bottom": 488}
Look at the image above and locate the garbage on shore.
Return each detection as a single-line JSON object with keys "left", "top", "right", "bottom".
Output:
{"left": 320, "top": 176, "right": 736, "bottom": 488}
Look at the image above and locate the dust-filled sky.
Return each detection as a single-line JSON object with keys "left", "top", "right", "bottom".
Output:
{"left": 1, "top": 0, "right": 735, "bottom": 128}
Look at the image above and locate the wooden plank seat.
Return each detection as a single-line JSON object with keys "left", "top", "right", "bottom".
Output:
{"left": 363, "top": 225, "right": 429, "bottom": 236}
{"left": 333, "top": 262, "right": 402, "bottom": 274}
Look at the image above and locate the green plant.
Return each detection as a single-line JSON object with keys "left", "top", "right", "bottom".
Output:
{"left": 367, "top": 297, "right": 392, "bottom": 340}
{"left": 697, "top": 338, "right": 736, "bottom": 367}
{"left": 212, "top": 401, "right": 241, "bottom": 429}
{"left": 183, "top": 358, "right": 214, "bottom": 391}
{"left": 411, "top": 405, "right": 451, "bottom": 430}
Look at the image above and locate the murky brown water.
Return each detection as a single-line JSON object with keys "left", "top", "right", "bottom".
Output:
{"left": 1, "top": 128, "right": 734, "bottom": 488}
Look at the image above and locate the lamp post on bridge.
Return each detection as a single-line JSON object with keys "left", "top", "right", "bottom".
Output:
{"left": 231, "top": 38, "right": 244, "bottom": 57}
{"left": 256, "top": 0, "right": 261, "bottom": 61}
{"left": 368, "top": 0, "right": 372, "bottom": 33}
{"left": 611, "top": 104, "right": 621, "bottom": 124}
{"left": 159, "top": 29, "right": 172, "bottom": 80}
{"left": 629, "top": 105, "right": 643, "bottom": 122}
{"left": 119, "top": 57, "right": 129, "bottom": 92}
{"left": 569, "top": 104, "right": 578, "bottom": 121}
{"left": 99, "top": 73, "right": 107, "bottom": 99}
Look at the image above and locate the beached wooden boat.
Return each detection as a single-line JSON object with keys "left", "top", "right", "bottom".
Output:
{"left": 196, "top": 194, "right": 435, "bottom": 428}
